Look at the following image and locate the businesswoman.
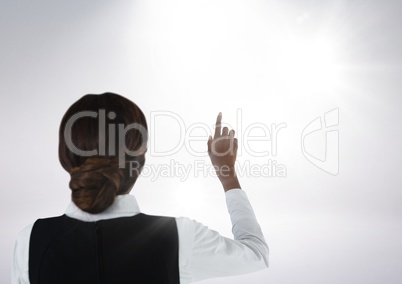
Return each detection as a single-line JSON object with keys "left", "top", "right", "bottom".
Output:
{"left": 12, "top": 93, "right": 268, "bottom": 284}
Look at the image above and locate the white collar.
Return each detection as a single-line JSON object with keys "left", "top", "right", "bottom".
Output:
{"left": 64, "top": 194, "right": 141, "bottom": 222}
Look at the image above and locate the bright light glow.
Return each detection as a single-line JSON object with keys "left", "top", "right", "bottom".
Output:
{"left": 276, "top": 36, "right": 340, "bottom": 92}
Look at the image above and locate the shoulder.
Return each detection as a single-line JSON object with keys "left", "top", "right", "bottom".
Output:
{"left": 14, "top": 215, "right": 68, "bottom": 260}
{"left": 31, "top": 215, "right": 66, "bottom": 226}
{"left": 136, "top": 213, "right": 177, "bottom": 228}
{"left": 15, "top": 223, "right": 34, "bottom": 250}
{"left": 13, "top": 223, "right": 34, "bottom": 276}
{"left": 174, "top": 216, "right": 199, "bottom": 268}
{"left": 132, "top": 213, "right": 181, "bottom": 240}
{"left": 15, "top": 215, "right": 66, "bottom": 244}
{"left": 173, "top": 216, "right": 221, "bottom": 261}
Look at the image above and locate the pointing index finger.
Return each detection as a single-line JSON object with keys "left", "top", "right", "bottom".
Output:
{"left": 214, "top": 112, "right": 222, "bottom": 139}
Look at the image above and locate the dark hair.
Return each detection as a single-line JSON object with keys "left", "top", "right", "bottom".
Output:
{"left": 58, "top": 93, "right": 148, "bottom": 214}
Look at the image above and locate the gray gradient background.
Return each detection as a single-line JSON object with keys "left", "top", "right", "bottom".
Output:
{"left": 1, "top": 0, "right": 401, "bottom": 283}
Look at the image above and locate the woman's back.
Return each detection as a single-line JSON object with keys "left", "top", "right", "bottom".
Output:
{"left": 29, "top": 213, "right": 179, "bottom": 284}
{"left": 12, "top": 93, "right": 269, "bottom": 284}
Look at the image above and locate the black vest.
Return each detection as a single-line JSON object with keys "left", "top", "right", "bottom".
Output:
{"left": 29, "top": 213, "right": 180, "bottom": 284}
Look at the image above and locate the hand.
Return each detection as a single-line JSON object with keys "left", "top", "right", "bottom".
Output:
{"left": 207, "top": 112, "right": 241, "bottom": 192}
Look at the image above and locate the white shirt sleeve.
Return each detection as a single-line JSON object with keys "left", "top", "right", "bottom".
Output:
{"left": 12, "top": 224, "right": 33, "bottom": 284}
{"left": 176, "top": 188, "right": 269, "bottom": 283}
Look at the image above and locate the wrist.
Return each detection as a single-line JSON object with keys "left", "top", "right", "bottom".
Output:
{"left": 219, "top": 175, "right": 241, "bottom": 192}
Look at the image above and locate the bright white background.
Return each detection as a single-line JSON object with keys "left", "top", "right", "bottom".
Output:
{"left": 1, "top": 0, "right": 401, "bottom": 283}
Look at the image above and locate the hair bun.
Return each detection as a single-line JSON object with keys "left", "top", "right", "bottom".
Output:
{"left": 69, "top": 157, "right": 124, "bottom": 214}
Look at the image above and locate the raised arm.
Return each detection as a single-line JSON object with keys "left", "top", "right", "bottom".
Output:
{"left": 176, "top": 113, "right": 269, "bottom": 283}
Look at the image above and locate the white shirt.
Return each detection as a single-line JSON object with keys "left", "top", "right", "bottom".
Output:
{"left": 12, "top": 188, "right": 269, "bottom": 284}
